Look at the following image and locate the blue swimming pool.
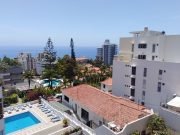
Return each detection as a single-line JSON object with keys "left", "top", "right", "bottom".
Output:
{"left": 42, "top": 79, "right": 61, "bottom": 87}
{"left": 5, "top": 112, "right": 40, "bottom": 134}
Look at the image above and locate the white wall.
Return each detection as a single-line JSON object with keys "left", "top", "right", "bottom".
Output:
{"left": 101, "top": 83, "right": 112, "bottom": 92}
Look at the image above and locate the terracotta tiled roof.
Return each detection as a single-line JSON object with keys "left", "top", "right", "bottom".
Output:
{"left": 62, "top": 84, "right": 150, "bottom": 127}
{"left": 101, "top": 78, "right": 112, "bottom": 85}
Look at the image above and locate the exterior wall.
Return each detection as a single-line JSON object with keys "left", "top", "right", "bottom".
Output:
{"left": 159, "top": 107, "right": 180, "bottom": 133}
{"left": 101, "top": 83, "right": 112, "bottom": 92}
{"left": 0, "top": 86, "right": 4, "bottom": 135}
{"left": 95, "top": 113, "right": 153, "bottom": 135}
{"left": 35, "top": 61, "right": 44, "bottom": 75}
{"left": 62, "top": 94, "right": 103, "bottom": 128}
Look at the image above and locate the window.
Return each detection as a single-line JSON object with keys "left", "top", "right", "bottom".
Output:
{"left": 142, "top": 91, "right": 145, "bottom": 100}
{"left": 131, "top": 78, "right": 136, "bottom": 86}
{"left": 103, "top": 84, "right": 106, "bottom": 89}
{"left": 131, "top": 89, "right": 135, "bottom": 97}
{"left": 159, "top": 70, "right": 163, "bottom": 75}
{"left": 152, "top": 44, "right": 156, "bottom": 52}
{"left": 81, "top": 108, "right": 89, "bottom": 121}
{"left": 157, "top": 82, "right": 161, "bottom": 92}
{"left": 138, "top": 55, "right": 146, "bottom": 60}
{"left": 143, "top": 68, "right": 147, "bottom": 77}
{"left": 64, "top": 96, "right": 69, "bottom": 102}
{"left": 131, "top": 66, "right": 136, "bottom": 75}
{"left": 138, "top": 43, "right": 147, "bottom": 48}
{"left": 142, "top": 79, "right": 146, "bottom": 89}
{"left": 132, "top": 44, "right": 134, "bottom": 52}
{"left": 152, "top": 56, "right": 155, "bottom": 60}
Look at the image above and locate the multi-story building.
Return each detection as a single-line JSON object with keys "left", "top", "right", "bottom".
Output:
{"left": 112, "top": 27, "right": 180, "bottom": 133}
{"left": 0, "top": 83, "right": 4, "bottom": 135}
{"left": 97, "top": 40, "right": 117, "bottom": 65}
{"left": 62, "top": 84, "right": 153, "bottom": 135}
{"left": 17, "top": 53, "right": 34, "bottom": 71}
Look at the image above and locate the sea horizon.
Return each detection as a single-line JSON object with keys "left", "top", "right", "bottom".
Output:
{"left": 0, "top": 46, "right": 97, "bottom": 59}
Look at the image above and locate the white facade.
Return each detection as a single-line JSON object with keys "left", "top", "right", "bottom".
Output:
{"left": 0, "top": 86, "right": 4, "bottom": 135}
{"left": 101, "top": 83, "right": 112, "bottom": 92}
{"left": 112, "top": 27, "right": 180, "bottom": 132}
{"left": 35, "top": 61, "right": 44, "bottom": 75}
{"left": 17, "top": 53, "right": 33, "bottom": 71}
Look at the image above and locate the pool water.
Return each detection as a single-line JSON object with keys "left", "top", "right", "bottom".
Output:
{"left": 5, "top": 112, "right": 40, "bottom": 134}
{"left": 43, "top": 79, "right": 60, "bottom": 87}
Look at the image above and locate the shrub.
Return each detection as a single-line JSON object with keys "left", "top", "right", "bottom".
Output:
{"left": 26, "top": 91, "right": 39, "bottom": 101}
{"left": 63, "top": 118, "right": 69, "bottom": 127}
{"left": 4, "top": 93, "right": 18, "bottom": 104}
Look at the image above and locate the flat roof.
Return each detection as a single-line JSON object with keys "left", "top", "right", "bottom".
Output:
{"left": 167, "top": 96, "right": 180, "bottom": 108}
{"left": 63, "top": 84, "right": 150, "bottom": 127}
{"left": 101, "top": 78, "right": 112, "bottom": 85}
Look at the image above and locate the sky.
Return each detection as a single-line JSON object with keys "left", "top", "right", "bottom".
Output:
{"left": 0, "top": 0, "right": 180, "bottom": 47}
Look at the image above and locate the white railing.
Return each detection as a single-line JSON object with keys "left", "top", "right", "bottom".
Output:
{"left": 41, "top": 99, "right": 96, "bottom": 135}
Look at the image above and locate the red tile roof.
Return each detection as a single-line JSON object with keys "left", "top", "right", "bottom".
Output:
{"left": 63, "top": 84, "right": 150, "bottom": 127}
{"left": 101, "top": 78, "right": 112, "bottom": 85}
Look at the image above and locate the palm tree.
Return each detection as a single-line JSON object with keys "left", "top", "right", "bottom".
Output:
{"left": 23, "top": 70, "right": 34, "bottom": 89}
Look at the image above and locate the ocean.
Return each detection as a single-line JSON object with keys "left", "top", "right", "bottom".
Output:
{"left": 0, "top": 46, "right": 97, "bottom": 59}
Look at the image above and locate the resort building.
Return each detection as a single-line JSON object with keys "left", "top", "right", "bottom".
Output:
{"left": 0, "top": 84, "right": 4, "bottom": 135}
{"left": 112, "top": 27, "right": 180, "bottom": 133}
{"left": 101, "top": 78, "right": 112, "bottom": 93}
{"left": 62, "top": 84, "right": 153, "bottom": 135}
{"left": 97, "top": 40, "right": 118, "bottom": 65}
{"left": 17, "top": 53, "right": 34, "bottom": 71}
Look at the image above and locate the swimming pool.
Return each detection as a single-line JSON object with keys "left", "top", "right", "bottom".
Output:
{"left": 40, "top": 79, "right": 61, "bottom": 87}
{"left": 5, "top": 112, "right": 40, "bottom": 134}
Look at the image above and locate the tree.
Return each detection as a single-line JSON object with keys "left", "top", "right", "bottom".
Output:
{"left": 147, "top": 114, "right": 170, "bottom": 135}
{"left": 43, "top": 38, "right": 57, "bottom": 89}
{"left": 23, "top": 70, "right": 34, "bottom": 89}
{"left": 70, "top": 38, "right": 76, "bottom": 60}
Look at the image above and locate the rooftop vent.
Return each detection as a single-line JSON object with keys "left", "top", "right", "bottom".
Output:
{"left": 144, "top": 27, "right": 148, "bottom": 31}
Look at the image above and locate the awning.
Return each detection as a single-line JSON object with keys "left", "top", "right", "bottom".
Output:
{"left": 167, "top": 97, "right": 180, "bottom": 108}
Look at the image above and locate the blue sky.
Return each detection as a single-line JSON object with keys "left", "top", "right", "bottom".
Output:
{"left": 0, "top": 0, "right": 180, "bottom": 47}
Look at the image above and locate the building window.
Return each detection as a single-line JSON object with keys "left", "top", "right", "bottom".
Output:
{"left": 138, "top": 55, "right": 146, "bottom": 60}
{"left": 143, "top": 68, "right": 147, "bottom": 77}
{"left": 157, "top": 82, "right": 161, "bottom": 92}
{"left": 130, "top": 89, "right": 135, "bottom": 97}
{"left": 81, "top": 108, "right": 89, "bottom": 121}
{"left": 103, "top": 84, "right": 106, "bottom": 89}
{"left": 159, "top": 69, "right": 163, "bottom": 75}
{"left": 131, "top": 78, "right": 136, "bottom": 86}
{"left": 152, "top": 44, "right": 156, "bottom": 52}
{"left": 152, "top": 56, "right": 155, "bottom": 60}
{"left": 138, "top": 43, "right": 147, "bottom": 48}
{"left": 64, "top": 96, "right": 69, "bottom": 102}
{"left": 142, "top": 79, "right": 146, "bottom": 89}
{"left": 131, "top": 66, "right": 136, "bottom": 75}
{"left": 132, "top": 44, "right": 134, "bottom": 52}
{"left": 142, "top": 91, "right": 145, "bottom": 100}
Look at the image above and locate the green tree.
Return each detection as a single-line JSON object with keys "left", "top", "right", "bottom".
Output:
{"left": 43, "top": 38, "right": 57, "bottom": 89}
{"left": 70, "top": 38, "right": 76, "bottom": 60}
{"left": 23, "top": 70, "right": 34, "bottom": 89}
{"left": 147, "top": 114, "right": 170, "bottom": 135}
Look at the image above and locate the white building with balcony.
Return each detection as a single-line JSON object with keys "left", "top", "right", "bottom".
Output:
{"left": 112, "top": 27, "right": 180, "bottom": 133}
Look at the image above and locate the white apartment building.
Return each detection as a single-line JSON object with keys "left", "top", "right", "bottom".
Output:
{"left": 17, "top": 53, "right": 34, "bottom": 71}
{"left": 112, "top": 27, "right": 180, "bottom": 133}
{"left": 0, "top": 85, "right": 4, "bottom": 135}
{"left": 62, "top": 84, "right": 153, "bottom": 135}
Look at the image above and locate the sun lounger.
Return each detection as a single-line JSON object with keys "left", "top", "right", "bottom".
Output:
{"left": 27, "top": 103, "right": 32, "bottom": 108}
{"left": 7, "top": 110, "right": 12, "bottom": 114}
{"left": 51, "top": 115, "right": 59, "bottom": 120}
{"left": 44, "top": 110, "right": 51, "bottom": 114}
{"left": 15, "top": 108, "right": 19, "bottom": 112}
{"left": 51, "top": 117, "right": 61, "bottom": 122}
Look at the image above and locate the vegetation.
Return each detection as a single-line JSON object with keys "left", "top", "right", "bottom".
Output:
{"left": 63, "top": 126, "right": 82, "bottom": 135}
{"left": 43, "top": 38, "right": 57, "bottom": 89}
{"left": 63, "top": 118, "right": 69, "bottom": 127}
{"left": 23, "top": 70, "right": 34, "bottom": 89}
{"left": 4, "top": 93, "right": 18, "bottom": 105}
{"left": 0, "top": 56, "right": 20, "bottom": 66}
{"left": 131, "top": 131, "right": 140, "bottom": 135}
{"left": 147, "top": 114, "right": 170, "bottom": 135}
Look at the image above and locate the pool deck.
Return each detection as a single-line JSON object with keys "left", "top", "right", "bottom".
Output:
{"left": 4, "top": 103, "right": 70, "bottom": 135}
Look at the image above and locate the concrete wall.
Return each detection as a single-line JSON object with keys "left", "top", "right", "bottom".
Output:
{"left": 101, "top": 83, "right": 112, "bottom": 92}
{"left": 159, "top": 107, "right": 180, "bottom": 133}
{"left": 95, "top": 113, "right": 153, "bottom": 135}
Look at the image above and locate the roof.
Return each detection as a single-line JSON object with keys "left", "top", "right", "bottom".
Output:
{"left": 63, "top": 84, "right": 150, "bottom": 127}
{"left": 101, "top": 78, "right": 112, "bottom": 85}
{"left": 167, "top": 96, "right": 180, "bottom": 108}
